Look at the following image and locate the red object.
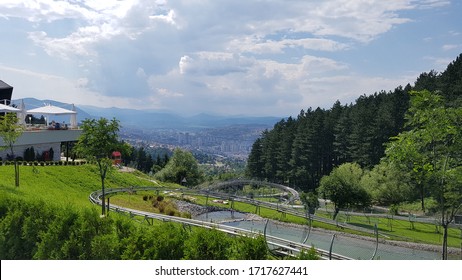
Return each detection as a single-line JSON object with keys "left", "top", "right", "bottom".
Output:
{"left": 111, "top": 151, "right": 122, "bottom": 165}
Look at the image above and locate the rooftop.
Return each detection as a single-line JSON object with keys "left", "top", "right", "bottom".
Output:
{"left": 0, "top": 80, "right": 13, "bottom": 90}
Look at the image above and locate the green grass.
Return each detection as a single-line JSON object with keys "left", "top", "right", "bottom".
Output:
{"left": 318, "top": 210, "right": 461, "bottom": 248}
{"left": 0, "top": 164, "right": 160, "bottom": 208}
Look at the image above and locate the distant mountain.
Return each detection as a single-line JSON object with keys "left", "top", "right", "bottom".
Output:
{"left": 11, "top": 98, "right": 92, "bottom": 124}
{"left": 10, "top": 98, "right": 281, "bottom": 130}
{"left": 78, "top": 105, "right": 281, "bottom": 130}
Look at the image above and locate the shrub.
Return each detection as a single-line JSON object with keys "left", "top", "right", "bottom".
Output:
{"left": 183, "top": 227, "right": 231, "bottom": 259}
{"left": 297, "top": 246, "right": 320, "bottom": 260}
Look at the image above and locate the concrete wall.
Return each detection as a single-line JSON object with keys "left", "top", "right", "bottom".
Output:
{"left": 0, "top": 129, "right": 82, "bottom": 162}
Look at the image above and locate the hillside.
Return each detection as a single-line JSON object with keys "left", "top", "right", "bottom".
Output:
{"left": 0, "top": 164, "right": 272, "bottom": 260}
{"left": 0, "top": 164, "right": 159, "bottom": 208}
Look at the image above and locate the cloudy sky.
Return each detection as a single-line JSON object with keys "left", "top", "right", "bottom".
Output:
{"left": 0, "top": 0, "right": 461, "bottom": 117}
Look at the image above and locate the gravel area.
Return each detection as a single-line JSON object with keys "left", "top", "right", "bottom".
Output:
{"left": 173, "top": 199, "right": 222, "bottom": 217}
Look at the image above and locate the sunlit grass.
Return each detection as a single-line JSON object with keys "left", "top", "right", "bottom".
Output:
{"left": 0, "top": 164, "right": 159, "bottom": 208}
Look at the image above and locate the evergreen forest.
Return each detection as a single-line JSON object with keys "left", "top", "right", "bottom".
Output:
{"left": 246, "top": 53, "right": 462, "bottom": 193}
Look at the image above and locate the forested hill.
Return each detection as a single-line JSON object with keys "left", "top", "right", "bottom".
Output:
{"left": 246, "top": 53, "right": 462, "bottom": 192}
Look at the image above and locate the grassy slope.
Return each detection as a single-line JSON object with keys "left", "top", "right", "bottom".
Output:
{"left": 0, "top": 164, "right": 160, "bottom": 209}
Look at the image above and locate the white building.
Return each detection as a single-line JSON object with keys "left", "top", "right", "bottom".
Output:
{"left": 0, "top": 80, "right": 82, "bottom": 162}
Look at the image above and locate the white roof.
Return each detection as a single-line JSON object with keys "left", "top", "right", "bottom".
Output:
{"left": 0, "top": 103, "right": 20, "bottom": 112}
{"left": 27, "top": 104, "right": 76, "bottom": 115}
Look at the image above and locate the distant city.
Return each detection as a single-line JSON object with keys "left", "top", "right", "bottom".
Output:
{"left": 120, "top": 124, "right": 268, "bottom": 160}
{"left": 13, "top": 98, "right": 280, "bottom": 161}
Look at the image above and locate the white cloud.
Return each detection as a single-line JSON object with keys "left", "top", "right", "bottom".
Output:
{"left": 442, "top": 44, "right": 461, "bottom": 51}
{"left": 0, "top": 0, "right": 456, "bottom": 116}
{"left": 228, "top": 37, "right": 349, "bottom": 54}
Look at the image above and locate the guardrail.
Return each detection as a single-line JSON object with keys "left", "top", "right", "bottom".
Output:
{"left": 89, "top": 186, "right": 351, "bottom": 260}
{"left": 202, "top": 179, "right": 301, "bottom": 204}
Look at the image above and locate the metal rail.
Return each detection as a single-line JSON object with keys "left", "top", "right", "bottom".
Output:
{"left": 89, "top": 187, "right": 351, "bottom": 260}
{"left": 201, "top": 179, "right": 300, "bottom": 204}
{"left": 93, "top": 186, "right": 378, "bottom": 236}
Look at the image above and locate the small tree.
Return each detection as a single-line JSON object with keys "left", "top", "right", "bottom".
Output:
{"left": 360, "top": 161, "right": 413, "bottom": 206}
{"left": 318, "top": 162, "right": 370, "bottom": 219}
{"left": 300, "top": 190, "right": 319, "bottom": 214}
{"left": 0, "top": 113, "right": 24, "bottom": 186}
{"left": 154, "top": 148, "right": 204, "bottom": 186}
{"left": 75, "top": 118, "right": 122, "bottom": 216}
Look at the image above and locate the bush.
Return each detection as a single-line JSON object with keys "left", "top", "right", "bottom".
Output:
{"left": 184, "top": 227, "right": 231, "bottom": 259}
{"left": 297, "top": 246, "right": 320, "bottom": 260}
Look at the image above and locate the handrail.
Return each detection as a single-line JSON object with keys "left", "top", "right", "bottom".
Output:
{"left": 89, "top": 186, "right": 351, "bottom": 260}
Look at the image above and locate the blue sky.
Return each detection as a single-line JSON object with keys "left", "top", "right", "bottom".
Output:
{"left": 0, "top": 0, "right": 461, "bottom": 117}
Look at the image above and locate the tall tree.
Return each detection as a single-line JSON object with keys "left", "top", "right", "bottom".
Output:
{"left": 275, "top": 117, "right": 296, "bottom": 184}
{"left": 246, "top": 138, "right": 264, "bottom": 179}
{"left": 0, "top": 113, "right": 24, "bottom": 187}
{"left": 386, "top": 90, "right": 462, "bottom": 259}
{"left": 75, "top": 118, "right": 123, "bottom": 216}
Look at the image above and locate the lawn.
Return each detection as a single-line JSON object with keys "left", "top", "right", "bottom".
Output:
{"left": 0, "top": 164, "right": 159, "bottom": 208}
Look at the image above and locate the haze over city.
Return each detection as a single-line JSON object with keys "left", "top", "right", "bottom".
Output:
{"left": 1, "top": 0, "right": 461, "bottom": 117}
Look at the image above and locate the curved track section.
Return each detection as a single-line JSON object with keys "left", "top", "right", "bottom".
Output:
{"left": 202, "top": 179, "right": 300, "bottom": 204}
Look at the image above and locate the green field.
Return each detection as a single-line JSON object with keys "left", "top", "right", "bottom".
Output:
{"left": 0, "top": 164, "right": 161, "bottom": 208}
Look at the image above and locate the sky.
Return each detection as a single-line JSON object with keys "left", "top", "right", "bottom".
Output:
{"left": 0, "top": 0, "right": 461, "bottom": 117}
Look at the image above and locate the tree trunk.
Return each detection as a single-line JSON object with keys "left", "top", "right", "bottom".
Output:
{"left": 442, "top": 223, "right": 448, "bottom": 260}
{"left": 99, "top": 161, "right": 107, "bottom": 217}
{"left": 14, "top": 159, "right": 19, "bottom": 187}
{"left": 333, "top": 207, "right": 339, "bottom": 220}
{"left": 419, "top": 183, "right": 425, "bottom": 213}
{"left": 101, "top": 176, "right": 106, "bottom": 216}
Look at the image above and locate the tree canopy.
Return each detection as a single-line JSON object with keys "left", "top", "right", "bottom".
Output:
{"left": 154, "top": 148, "right": 204, "bottom": 186}
{"left": 385, "top": 90, "right": 462, "bottom": 259}
{"left": 318, "top": 163, "right": 370, "bottom": 219}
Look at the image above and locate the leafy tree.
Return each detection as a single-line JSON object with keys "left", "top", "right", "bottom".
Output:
{"left": 318, "top": 163, "right": 370, "bottom": 219}
{"left": 0, "top": 113, "right": 24, "bottom": 187}
{"left": 300, "top": 190, "right": 319, "bottom": 214}
{"left": 361, "top": 161, "right": 413, "bottom": 206}
{"left": 74, "top": 118, "right": 123, "bottom": 216}
{"left": 154, "top": 148, "right": 204, "bottom": 186}
{"left": 386, "top": 90, "right": 462, "bottom": 259}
